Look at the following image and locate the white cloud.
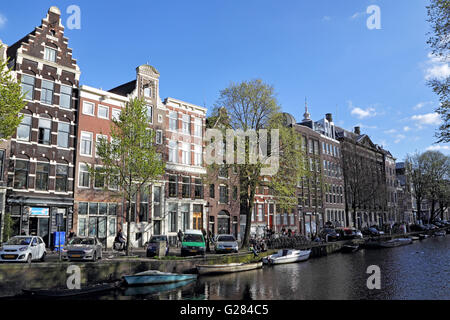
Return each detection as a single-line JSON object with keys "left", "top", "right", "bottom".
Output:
{"left": 384, "top": 129, "right": 397, "bottom": 134}
{"left": 351, "top": 107, "right": 376, "bottom": 119}
{"left": 403, "top": 126, "right": 411, "bottom": 132}
{"left": 350, "top": 11, "right": 365, "bottom": 20}
{"left": 355, "top": 123, "right": 377, "bottom": 129}
{"left": 413, "top": 101, "right": 433, "bottom": 110}
{"left": 322, "top": 16, "right": 331, "bottom": 22}
{"left": 0, "top": 13, "right": 6, "bottom": 28}
{"left": 425, "top": 53, "right": 450, "bottom": 81}
{"left": 411, "top": 113, "right": 442, "bottom": 126}
{"left": 426, "top": 145, "right": 450, "bottom": 154}
{"left": 394, "top": 134, "right": 406, "bottom": 144}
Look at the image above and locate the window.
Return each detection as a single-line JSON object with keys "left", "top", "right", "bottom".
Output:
{"left": 0, "top": 150, "right": 4, "bottom": 180}
{"left": 60, "top": 85, "right": 72, "bottom": 109}
{"left": 78, "top": 163, "right": 90, "bottom": 188}
{"left": 314, "top": 141, "right": 319, "bottom": 155}
{"left": 78, "top": 202, "right": 88, "bottom": 215}
{"left": 111, "top": 108, "right": 121, "bottom": 121}
{"left": 80, "top": 132, "right": 93, "bottom": 156}
{"left": 181, "top": 114, "right": 190, "bottom": 134}
{"left": 139, "top": 188, "right": 149, "bottom": 222}
{"left": 209, "top": 184, "right": 215, "bottom": 198}
{"left": 89, "top": 203, "right": 98, "bottom": 215}
{"left": 44, "top": 47, "right": 57, "bottom": 62}
{"left": 94, "top": 166, "right": 105, "bottom": 189}
{"left": 41, "top": 80, "right": 54, "bottom": 105}
{"left": 156, "top": 130, "right": 162, "bottom": 144}
{"left": 82, "top": 102, "right": 95, "bottom": 116}
{"left": 108, "top": 169, "right": 119, "bottom": 191}
{"left": 144, "top": 86, "right": 152, "bottom": 98}
{"left": 17, "top": 115, "right": 32, "bottom": 141}
{"left": 169, "top": 203, "right": 178, "bottom": 232}
{"left": 308, "top": 140, "right": 313, "bottom": 154}
{"left": 109, "top": 217, "right": 116, "bottom": 237}
{"left": 57, "top": 122, "right": 70, "bottom": 148}
{"left": 38, "top": 118, "right": 52, "bottom": 145}
{"left": 219, "top": 165, "right": 228, "bottom": 178}
{"left": 21, "top": 75, "right": 35, "bottom": 100}
{"left": 98, "top": 105, "right": 109, "bottom": 119}
{"left": 194, "top": 118, "right": 202, "bottom": 137}
{"left": 153, "top": 186, "right": 161, "bottom": 217}
{"left": 181, "top": 204, "right": 190, "bottom": 232}
{"left": 219, "top": 185, "right": 228, "bottom": 204}
{"left": 194, "top": 179, "right": 203, "bottom": 199}
{"left": 168, "top": 140, "right": 177, "bottom": 163}
{"left": 95, "top": 134, "right": 107, "bottom": 158}
{"left": 35, "top": 162, "right": 49, "bottom": 191}
{"left": 194, "top": 145, "right": 202, "bottom": 166}
{"left": 146, "top": 105, "right": 153, "bottom": 123}
{"left": 169, "top": 111, "right": 178, "bottom": 131}
{"left": 14, "top": 160, "right": 29, "bottom": 189}
{"left": 78, "top": 218, "right": 86, "bottom": 237}
{"left": 181, "top": 143, "right": 190, "bottom": 165}
{"left": 169, "top": 175, "right": 178, "bottom": 197}
{"left": 182, "top": 176, "right": 191, "bottom": 198}
{"left": 233, "top": 186, "right": 238, "bottom": 200}
{"left": 55, "top": 165, "right": 68, "bottom": 192}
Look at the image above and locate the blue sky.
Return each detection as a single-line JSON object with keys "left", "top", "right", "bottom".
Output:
{"left": 1, "top": 0, "right": 449, "bottom": 161}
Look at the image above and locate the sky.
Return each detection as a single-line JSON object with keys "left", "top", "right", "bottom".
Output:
{"left": 0, "top": 0, "right": 449, "bottom": 161}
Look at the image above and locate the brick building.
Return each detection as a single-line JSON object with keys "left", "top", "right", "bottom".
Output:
{"left": 3, "top": 7, "right": 80, "bottom": 246}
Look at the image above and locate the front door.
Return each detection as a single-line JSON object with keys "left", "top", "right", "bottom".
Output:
{"left": 217, "top": 211, "right": 230, "bottom": 234}
{"left": 193, "top": 212, "right": 202, "bottom": 230}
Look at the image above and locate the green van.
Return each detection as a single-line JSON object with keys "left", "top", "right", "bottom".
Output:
{"left": 181, "top": 230, "right": 206, "bottom": 257}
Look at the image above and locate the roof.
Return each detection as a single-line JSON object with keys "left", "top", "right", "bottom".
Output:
{"left": 108, "top": 80, "right": 136, "bottom": 97}
{"left": 184, "top": 229, "right": 203, "bottom": 235}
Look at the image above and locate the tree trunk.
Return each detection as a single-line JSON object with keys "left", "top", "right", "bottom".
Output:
{"left": 241, "top": 183, "right": 256, "bottom": 249}
{"left": 126, "top": 198, "right": 131, "bottom": 256}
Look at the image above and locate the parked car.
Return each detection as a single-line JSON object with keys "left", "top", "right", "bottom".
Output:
{"left": 336, "top": 227, "right": 357, "bottom": 240}
{"left": 214, "top": 234, "right": 239, "bottom": 254}
{"left": 410, "top": 224, "right": 427, "bottom": 232}
{"left": 0, "top": 236, "right": 46, "bottom": 263}
{"left": 181, "top": 230, "right": 206, "bottom": 257}
{"left": 146, "top": 235, "right": 169, "bottom": 257}
{"left": 362, "top": 227, "right": 382, "bottom": 236}
{"left": 319, "top": 228, "right": 340, "bottom": 242}
{"left": 63, "top": 237, "right": 103, "bottom": 262}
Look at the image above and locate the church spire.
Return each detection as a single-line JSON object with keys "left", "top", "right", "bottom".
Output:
{"left": 303, "top": 97, "right": 311, "bottom": 121}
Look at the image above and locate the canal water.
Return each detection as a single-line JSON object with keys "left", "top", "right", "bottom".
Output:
{"left": 95, "top": 236, "right": 449, "bottom": 300}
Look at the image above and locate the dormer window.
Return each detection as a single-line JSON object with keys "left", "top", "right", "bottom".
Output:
{"left": 50, "top": 29, "right": 56, "bottom": 36}
{"left": 144, "top": 86, "right": 152, "bottom": 98}
{"left": 44, "top": 47, "right": 57, "bottom": 62}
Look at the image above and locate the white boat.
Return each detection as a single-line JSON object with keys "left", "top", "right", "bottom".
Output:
{"left": 263, "top": 249, "right": 311, "bottom": 265}
{"left": 196, "top": 262, "right": 263, "bottom": 275}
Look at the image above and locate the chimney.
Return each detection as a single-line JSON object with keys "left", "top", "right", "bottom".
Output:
{"left": 325, "top": 113, "right": 333, "bottom": 122}
{"left": 354, "top": 126, "right": 361, "bottom": 135}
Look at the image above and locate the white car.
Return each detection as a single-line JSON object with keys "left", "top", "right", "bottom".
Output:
{"left": 0, "top": 236, "right": 46, "bottom": 263}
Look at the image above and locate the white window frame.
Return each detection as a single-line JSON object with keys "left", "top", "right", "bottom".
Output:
{"left": 80, "top": 131, "right": 93, "bottom": 156}
{"left": 97, "top": 105, "right": 109, "bottom": 119}
{"left": 82, "top": 102, "right": 95, "bottom": 116}
{"left": 95, "top": 134, "right": 108, "bottom": 158}
{"left": 78, "top": 163, "right": 90, "bottom": 188}
{"left": 194, "top": 118, "right": 202, "bottom": 137}
{"left": 44, "top": 47, "right": 57, "bottom": 62}
{"left": 169, "top": 111, "right": 178, "bottom": 131}
{"left": 168, "top": 140, "right": 178, "bottom": 163}
{"left": 111, "top": 108, "right": 121, "bottom": 121}
{"left": 193, "top": 145, "right": 202, "bottom": 166}
{"left": 155, "top": 130, "right": 163, "bottom": 145}
{"left": 181, "top": 114, "right": 190, "bottom": 134}
{"left": 181, "top": 142, "right": 190, "bottom": 165}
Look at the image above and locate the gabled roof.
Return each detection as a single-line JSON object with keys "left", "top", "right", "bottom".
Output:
{"left": 108, "top": 80, "right": 136, "bottom": 97}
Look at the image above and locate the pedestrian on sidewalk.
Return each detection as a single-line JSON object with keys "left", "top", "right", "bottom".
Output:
{"left": 177, "top": 229, "right": 183, "bottom": 248}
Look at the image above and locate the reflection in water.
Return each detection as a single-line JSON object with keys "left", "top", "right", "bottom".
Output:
{"left": 89, "top": 237, "right": 449, "bottom": 300}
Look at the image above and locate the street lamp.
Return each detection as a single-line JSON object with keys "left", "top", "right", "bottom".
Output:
{"left": 205, "top": 202, "right": 211, "bottom": 252}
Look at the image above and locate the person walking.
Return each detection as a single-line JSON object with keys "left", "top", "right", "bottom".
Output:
{"left": 177, "top": 229, "right": 183, "bottom": 248}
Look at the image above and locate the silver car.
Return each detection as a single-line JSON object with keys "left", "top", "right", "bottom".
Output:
{"left": 63, "top": 237, "right": 103, "bottom": 262}
{"left": 214, "top": 234, "right": 239, "bottom": 254}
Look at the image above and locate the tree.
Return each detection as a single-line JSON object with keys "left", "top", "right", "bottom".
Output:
{"left": 93, "top": 97, "right": 165, "bottom": 255}
{"left": 0, "top": 45, "right": 27, "bottom": 138}
{"left": 406, "top": 152, "right": 429, "bottom": 223}
{"left": 421, "top": 151, "right": 450, "bottom": 222}
{"left": 426, "top": 0, "right": 450, "bottom": 143}
{"left": 209, "top": 80, "right": 305, "bottom": 247}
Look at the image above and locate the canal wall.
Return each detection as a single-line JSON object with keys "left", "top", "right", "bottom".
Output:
{"left": 0, "top": 251, "right": 275, "bottom": 298}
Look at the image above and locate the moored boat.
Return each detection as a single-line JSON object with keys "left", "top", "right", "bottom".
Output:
{"left": 196, "top": 261, "right": 263, "bottom": 275}
{"left": 123, "top": 270, "right": 197, "bottom": 286}
{"left": 364, "top": 238, "right": 412, "bottom": 249}
{"left": 341, "top": 244, "right": 359, "bottom": 253}
{"left": 411, "top": 236, "right": 420, "bottom": 241}
{"left": 419, "top": 234, "right": 430, "bottom": 240}
{"left": 433, "top": 231, "right": 446, "bottom": 237}
{"left": 262, "top": 249, "right": 311, "bottom": 265}
{"left": 22, "top": 282, "right": 118, "bottom": 298}
{"left": 123, "top": 279, "right": 196, "bottom": 296}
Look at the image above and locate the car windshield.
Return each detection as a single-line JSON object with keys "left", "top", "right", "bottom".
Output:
{"left": 183, "top": 234, "right": 203, "bottom": 242}
{"left": 68, "top": 238, "right": 95, "bottom": 245}
{"left": 217, "top": 236, "right": 235, "bottom": 242}
{"left": 150, "top": 236, "right": 167, "bottom": 243}
{"left": 6, "top": 237, "right": 32, "bottom": 245}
